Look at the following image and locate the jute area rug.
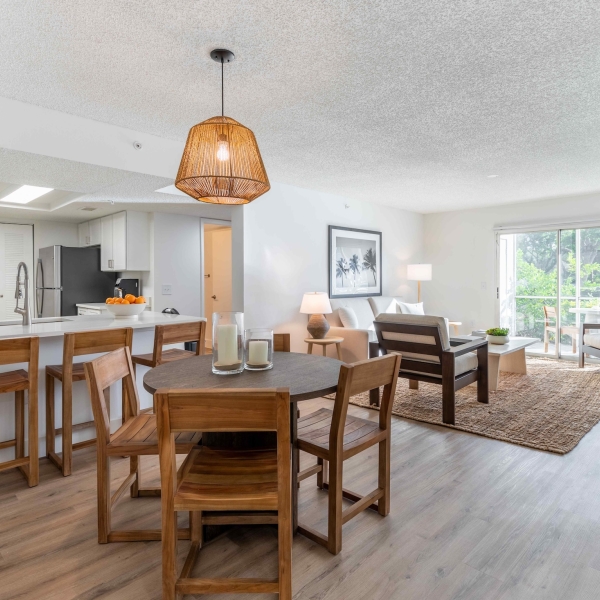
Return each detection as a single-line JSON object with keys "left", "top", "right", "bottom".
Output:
{"left": 337, "top": 358, "right": 600, "bottom": 455}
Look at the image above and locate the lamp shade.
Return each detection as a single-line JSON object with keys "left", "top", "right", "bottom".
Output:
{"left": 300, "top": 292, "right": 332, "bottom": 315}
{"left": 407, "top": 264, "right": 432, "bottom": 281}
{"left": 175, "top": 116, "right": 270, "bottom": 205}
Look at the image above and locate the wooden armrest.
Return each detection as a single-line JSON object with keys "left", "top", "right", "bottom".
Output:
{"left": 581, "top": 322, "right": 600, "bottom": 330}
{"left": 444, "top": 338, "right": 488, "bottom": 357}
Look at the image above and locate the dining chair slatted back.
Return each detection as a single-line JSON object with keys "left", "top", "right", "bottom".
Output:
{"left": 296, "top": 353, "right": 401, "bottom": 555}
{"left": 273, "top": 333, "right": 291, "bottom": 353}
{"left": 156, "top": 387, "right": 292, "bottom": 599}
{"left": 0, "top": 336, "right": 39, "bottom": 487}
{"left": 544, "top": 305, "right": 579, "bottom": 353}
{"left": 84, "top": 346, "right": 201, "bottom": 544}
{"left": 46, "top": 327, "right": 133, "bottom": 476}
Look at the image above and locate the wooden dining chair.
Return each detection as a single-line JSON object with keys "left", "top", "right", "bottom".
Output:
{"left": 297, "top": 353, "right": 401, "bottom": 555}
{"left": 274, "top": 333, "right": 291, "bottom": 353}
{"left": 544, "top": 305, "right": 579, "bottom": 353}
{"left": 156, "top": 387, "right": 292, "bottom": 599}
{"left": 0, "top": 336, "right": 39, "bottom": 487}
{"left": 84, "top": 346, "right": 202, "bottom": 543}
{"left": 46, "top": 328, "right": 133, "bottom": 476}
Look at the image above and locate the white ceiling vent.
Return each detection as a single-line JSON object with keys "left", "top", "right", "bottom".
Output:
{"left": 80, "top": 207, "right": 97, "bottom": 211}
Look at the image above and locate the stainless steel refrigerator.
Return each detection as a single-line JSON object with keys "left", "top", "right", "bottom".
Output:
{"left": 36, "top": 246, "right": 117, "bottom": 317}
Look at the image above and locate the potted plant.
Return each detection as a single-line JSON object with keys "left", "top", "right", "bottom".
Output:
{"left": 486, "top": 327, "right": 509, "bottom": 345}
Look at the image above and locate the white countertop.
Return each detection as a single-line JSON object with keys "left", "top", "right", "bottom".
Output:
{"left": 0, "top": 312, "right": 205, "bottom": 339}
{"left": 76, "top": 303, "right": 109, "bottom": 310}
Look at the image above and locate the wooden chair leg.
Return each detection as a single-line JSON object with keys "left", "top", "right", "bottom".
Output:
{"left": 442, "top": 385, "right": 456, "bottom": 425}
{"left": 278, "top": 507, "right": 292, "bottom": 600}
{"left": 378, "top": 436, "right": 390, "bottom": 516}
{"left": 572, "top": 336, "right": 577, "bottom": 354}
{"left": 544, "top": 329, "right": 549, "bottom": 353}
{"left": 130, "top": 455, "right": 140, "bottom": 498}
{"left": 97, "top": 451, "right": 111, "bottom": 543}
{"left": 409, "top": 379, "right": 419, "bottom": 390}
{"left": 27, "top": 388, "right": 39, "bottom": 487}
{"left": 317, "top": 458, "right": 327, "bottom": 489}
{"left": 327, "top": 457, "right": 343, "bottom": 555}
{"left": 190, "top": 511, "right": 203, "bottom": 547}
{"left": 62, "top": 378, "right": 73, "bottom": 477}
{"left": 162, "top": 510, "right": 178, "bottom": 600}
{"left": 45, "top": 373, "right": 55, "bottom": 458}
{"left": 15, "top": 391, "right": 24, "bottom": 460}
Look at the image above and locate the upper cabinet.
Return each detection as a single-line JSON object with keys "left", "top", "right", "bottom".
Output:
{"left": 80, "top": 211, "right": 150, "bottom": 271}
{"left": 78, "top": 217, "right": 103, "bottom": 247}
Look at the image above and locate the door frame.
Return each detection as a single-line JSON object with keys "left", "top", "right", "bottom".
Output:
{"left": 200, "top": 218, "right": 232, "bottom": 320}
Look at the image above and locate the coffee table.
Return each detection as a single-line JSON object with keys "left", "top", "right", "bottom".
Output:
{"left": 455, "top": 336, "right": 538, "bottom": 391}
{"left": 487, "top": 337, "right": 538, "bottom": 391}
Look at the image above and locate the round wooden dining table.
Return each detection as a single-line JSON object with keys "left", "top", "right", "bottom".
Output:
{"left": 143, "top": 351, "right": 343, "bottom": 534}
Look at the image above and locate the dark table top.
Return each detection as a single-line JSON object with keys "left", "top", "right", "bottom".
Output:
{"left": 143, "top": 351, "right": 343, "bottom": 402}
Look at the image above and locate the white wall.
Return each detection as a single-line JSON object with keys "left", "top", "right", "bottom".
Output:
{"left": 423, "top": 191, "right": 600, "bottom": 334}
{"left": 242, "top": 182, "right": 424, "bottom": 352}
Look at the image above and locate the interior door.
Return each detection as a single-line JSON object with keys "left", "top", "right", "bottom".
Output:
{"left": 0, "top": 224, "right": 34, "bottom": 321}
{"left": 210, "top": 227, "right": 233, "bottom": 312}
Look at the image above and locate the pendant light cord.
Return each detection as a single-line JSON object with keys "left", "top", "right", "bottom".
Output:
{"left": 221, "top": 58, "right": 224, "bottom": 117}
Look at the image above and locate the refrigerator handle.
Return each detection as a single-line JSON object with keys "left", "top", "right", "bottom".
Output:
{"left": 36, "top": 259, "right": 43, "bottom": 317}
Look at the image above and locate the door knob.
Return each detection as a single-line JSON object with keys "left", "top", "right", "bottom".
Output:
{"left": 211, "top": 295, "right": 217, "bottom": 300}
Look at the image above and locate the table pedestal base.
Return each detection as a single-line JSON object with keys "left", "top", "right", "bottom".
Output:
{"left": 488, "top": 348, "right": 527, "bottom": 391}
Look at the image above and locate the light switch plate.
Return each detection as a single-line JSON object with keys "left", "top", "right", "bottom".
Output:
{"left": 161, "top": 284, "right": 172, "bottom": 295}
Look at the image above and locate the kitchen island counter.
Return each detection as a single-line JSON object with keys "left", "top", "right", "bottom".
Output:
{"left": 0, "top": 312, "right": 206, "bottom": 461}
{"left": 0, "top": 312, "right": 204, "bottom": 339}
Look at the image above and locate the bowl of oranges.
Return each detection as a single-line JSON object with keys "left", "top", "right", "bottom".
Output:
{"left": 105, "top": 295, "right": 147, "bottom": 318}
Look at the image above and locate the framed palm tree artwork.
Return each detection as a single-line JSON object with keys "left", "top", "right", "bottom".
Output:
{"left": 328, "top": 226, "right": 382, "bottom": 298}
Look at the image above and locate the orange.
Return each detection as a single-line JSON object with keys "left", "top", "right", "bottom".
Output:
{"left": 135, "top": 296, "right": 146, "bottom": 304}
{"left": 121, "top": 299, "right": 130, "bottom": 305}
{"left": 113, "top": 298, "right": 123, "bottom": 304}
{"left": 106, "top": 298, "right": 114, "bottom": 304}
{"left": 124, "top": 294, "right": 136, "bottom": 303}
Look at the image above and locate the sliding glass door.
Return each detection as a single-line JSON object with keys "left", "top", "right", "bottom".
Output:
{"left": 498, "top": 226, "right": 600, "bottom": 358}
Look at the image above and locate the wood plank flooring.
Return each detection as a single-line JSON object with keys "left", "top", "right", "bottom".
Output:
{"left": 2, "top": 396, "right": 600, "bottom": 599}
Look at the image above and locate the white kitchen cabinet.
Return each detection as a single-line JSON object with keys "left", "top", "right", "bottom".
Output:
{"left": 100, "top": 211, "right": 150, "bottom": 271}
{"left": 89, "top": 218, "right": 102, "bottom": 246}
{"left": 78, "top": 219, "right": 102, "bottom": 247}
{"left": 78, "top": 222, "right": 90, "bottom": 247}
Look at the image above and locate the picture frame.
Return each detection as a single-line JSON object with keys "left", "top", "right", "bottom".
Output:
{"left": 328, "top": 225, "right": 382, "bottom": 299}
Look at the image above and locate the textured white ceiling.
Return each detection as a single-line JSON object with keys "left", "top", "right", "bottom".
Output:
{"left": 1, "top": 1, "right": 600, "bottom": 212}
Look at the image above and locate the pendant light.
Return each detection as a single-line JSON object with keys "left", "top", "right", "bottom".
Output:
{"left": 175, "top": 49, "right": 270, "bottom": 205}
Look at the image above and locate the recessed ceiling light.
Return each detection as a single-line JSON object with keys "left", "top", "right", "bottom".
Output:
{"left": 0, "top": 185, "right": 53, "bottom": 204}
{"left": 487, "top": 174, "right": 499, "bottom": 178}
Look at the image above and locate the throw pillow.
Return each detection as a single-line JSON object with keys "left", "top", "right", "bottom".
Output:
{"left": 338, "top": 306, "right": 359, "bottom": 329}
{"left": 397, "top": 301, "right": 425, "bottom": 315}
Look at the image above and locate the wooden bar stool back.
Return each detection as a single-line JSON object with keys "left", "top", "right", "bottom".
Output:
{"left": 85, "top": 346, "right": 201, "bottom": 543}
{"left": 46, "top": 328, "right": 133, "bottom": 476}
{"left": 297, "top": 353, "right": 401, "bottom": 555}
{"left": 0, "top": 336, "right": 39, "bottom": 487}
{"left": 132, "top": 320, "right": 206, "bottom": 370}
{"left": 156, "top": 387, "right": 292, "bottom": 599}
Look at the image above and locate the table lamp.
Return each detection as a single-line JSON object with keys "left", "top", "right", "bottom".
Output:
{"left": 407, "top": 264, "right": 432, "bottom": 303}
{"left": 300, "top": 292, "right": 332, "bottom": 339}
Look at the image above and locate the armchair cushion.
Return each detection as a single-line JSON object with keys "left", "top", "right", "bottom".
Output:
{"left": 329, "top": 298, "right": 375, "bottom": 331}
{"left": 368, "top": 296, "right": 402, "bottom": 317}
{"left": 338, "top": 306, "right": 359, "bottom": 329}
{"left": 584, "top": 334, "right": 600, "bottom": 349}
{"left": 375, "top": 314, "right": 451, "bottom": 350}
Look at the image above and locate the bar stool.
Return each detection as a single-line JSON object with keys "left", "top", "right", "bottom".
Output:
{"left": 131, "top": 321, "right": 206, "bottom": 414}
{"left": 46, "top": 328, "right": 133, "bottom": 476}
{"left": 0, "top": 336, "right": 39, "bottom": 487}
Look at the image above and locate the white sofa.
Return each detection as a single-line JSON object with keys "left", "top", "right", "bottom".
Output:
{"left": 326, "top": 296, "right": 403, "bottom": 362}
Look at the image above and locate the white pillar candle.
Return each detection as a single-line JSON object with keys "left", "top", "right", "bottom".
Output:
{"left": 248, "top": 340, "right": 269, "bottom": 364}
{"left": 217, "top": 324, "right": 238, "bottom": 364}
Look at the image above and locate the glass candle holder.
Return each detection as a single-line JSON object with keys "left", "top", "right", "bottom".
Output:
{"left": 244, "top": 328, "right": 274, "bottom": 371}
{"left": 212, "top": 312, "right": 245, "bottom": 375}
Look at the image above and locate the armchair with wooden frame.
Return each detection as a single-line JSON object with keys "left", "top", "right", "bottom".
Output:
{"left": 544, "top": 305, "right": 579, "bottom": 354}
{"left": 369, "top": 314, "right": 488, "bottom": 425}
{"left": 578, "top": 322, "right": 600, "bottom": 367}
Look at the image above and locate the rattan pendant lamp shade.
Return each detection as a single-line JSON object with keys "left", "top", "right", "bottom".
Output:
{"left": 175, "top": 50, "right": 270, "bottom": 205}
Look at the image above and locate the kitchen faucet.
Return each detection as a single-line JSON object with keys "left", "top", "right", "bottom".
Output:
{"left": 14, "top": 262, "right": 32, "bottom": 326}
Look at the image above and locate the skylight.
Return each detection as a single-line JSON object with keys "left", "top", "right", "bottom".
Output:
{"left": 0, "top": 185, "right": 53, "bottom": 204}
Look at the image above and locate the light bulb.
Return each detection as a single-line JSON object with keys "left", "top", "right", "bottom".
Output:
{"left": 217, "top": 134, "right": 230, "bottom": 161}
